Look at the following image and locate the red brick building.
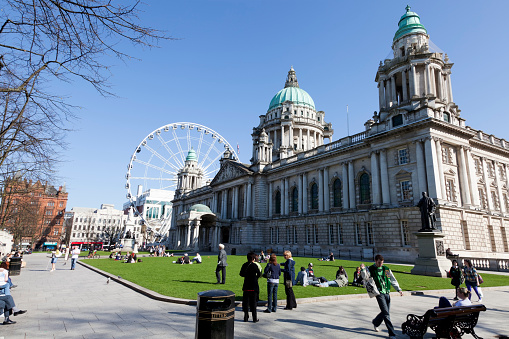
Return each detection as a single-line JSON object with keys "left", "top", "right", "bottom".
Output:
{"left": 0, "top": 177, "right": 68, "bottom": 250}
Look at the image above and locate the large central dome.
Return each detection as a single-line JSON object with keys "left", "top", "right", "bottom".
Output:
{"left": 267, "top": 67, "right": 315, "bottom": 112}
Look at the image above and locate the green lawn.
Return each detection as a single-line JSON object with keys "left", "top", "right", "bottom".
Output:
{"left": 82, "top": 255, "right": 509, "bottom": 302}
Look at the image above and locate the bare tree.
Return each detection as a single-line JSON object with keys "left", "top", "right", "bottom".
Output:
{"left": 0, "top": 1, "right": 169, "bottom": 182}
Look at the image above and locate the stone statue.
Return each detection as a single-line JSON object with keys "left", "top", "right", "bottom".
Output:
{"left": 417, "top": 192, "right": 437, "bottom": 231}
{"left": 125, "top": 230, "right": 132, "bottom": 239}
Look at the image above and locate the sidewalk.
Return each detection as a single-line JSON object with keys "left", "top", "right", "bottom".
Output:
{"left": 1, "top": 253, "right": 508, "bottom": 339}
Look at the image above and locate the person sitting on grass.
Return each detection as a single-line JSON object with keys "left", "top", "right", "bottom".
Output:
{"left": 306, "top": 263, "right": 319, "bottom": 285}
{"left": 115, "top": 252, "right": 121, "bottom": 260}
{"left": 183, "top": 254, "right": 191, "bottom": 264}
{"left": 295, "top": 267, "right": 308, "bottom": 286}
{"left": 352, "top": 266, "right": 363, "bottom": 286}
{"left": 192, "top": 253, "right": 202, "bottom": 264}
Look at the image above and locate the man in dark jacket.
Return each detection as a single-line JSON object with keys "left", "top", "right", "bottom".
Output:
{"left": 215, "top": 243, "right": 227, "bottom": 284}
{"left": 239, "top": 252, "right": 261, "bottom": 322}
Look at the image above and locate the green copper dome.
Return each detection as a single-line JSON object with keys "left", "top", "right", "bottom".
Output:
{"left": 393, "top": 5, "right": 427, "bottom": 41}
{"left": 190, "top": 204, "right": 212, "bottom": 213}
{"left": 268, "top": 87, "right": 315, "bottom": 112}
{"left": 186, "top": 149, "right": 197, "bottom": 162}
{"left": 268, "top": 67, "right": 315, "bottom": 112}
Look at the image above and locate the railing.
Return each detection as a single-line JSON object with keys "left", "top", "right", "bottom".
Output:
{"left": 460, "top": 257, "right": 509, "bottom": 272}
{"left": 473, "top": 129, "right": 509, "bottom": 150}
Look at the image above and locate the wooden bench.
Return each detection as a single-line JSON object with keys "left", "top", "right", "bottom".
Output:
{"left": 401, "top": 304, "right": 486, "bottom": 339}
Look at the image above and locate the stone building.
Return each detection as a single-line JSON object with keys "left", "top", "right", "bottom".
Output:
{"left": 169, "top": 7, "right": 509, "bottom": 264}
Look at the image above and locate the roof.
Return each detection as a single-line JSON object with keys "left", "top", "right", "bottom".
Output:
{"left": 393, "top": 5, "right": 427, "bottom": 41}
{"left": 190, "top": 204, "right": 212, "bottom": 213}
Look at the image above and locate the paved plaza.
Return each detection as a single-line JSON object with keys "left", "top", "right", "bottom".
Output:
{"left": 1, "top": 253, "right": 508, "bottom": 339}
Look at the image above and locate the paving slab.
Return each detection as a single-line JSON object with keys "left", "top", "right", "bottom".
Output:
{"left": 1, "top": 253, "right": 508, "bottom": 339}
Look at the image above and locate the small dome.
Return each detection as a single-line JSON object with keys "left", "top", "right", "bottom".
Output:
{"left": 190, "top": 204, "right": 212, "bottom": 213}
{"left": 186, "top": 149, "right": 197, "bottom": 162}
{"left": 393, "top": 5, "right": 427, "bottom": 41}
{"left": 268, "top": 87, "right": 315, "bottom": 112}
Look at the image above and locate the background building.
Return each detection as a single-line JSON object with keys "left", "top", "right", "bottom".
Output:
{"left": 67, "top": 204, "right": 127, "bottom": 250}
{"left": 0, "top": 177, "right": 68, "bottom": 250}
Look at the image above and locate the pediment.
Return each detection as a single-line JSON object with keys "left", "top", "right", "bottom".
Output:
{"left": 210, "top": 160, "right": 252, "bottom": 186}
{"left": 445, "top": 168, "right": 456, "bottom": 176}
{"left": 478, "top": 178, "right": 485, "bottom": 185}
{"left": 395, "top": 169, "right": 412, "bottom": 176}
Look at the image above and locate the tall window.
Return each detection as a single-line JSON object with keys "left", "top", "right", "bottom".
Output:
{"left": 293, "top": 226, "right": 298, "bottom": 244}
{"left": 306, "top": 227, "right": 311, "bottom": 244}
{"left": 366, "top": 222, "right": 374, "bottom": 245}
{"left": 276, "top": 227, "right": 280, "bottom": 244}
{"left": 311, "top": 183, "right": 319, "bottom": 210}
{"left": 398, "top": 148, "right": 409, "bottom": 165}
{"left": 275, "top": 191, "right": 281, "bottom": 214}
{"left": 359, "top": 173, "right": 371, "bottom": 204}
{"left": 401, "top": 220, "right": 410, "bottom": 246}
{"left": 338, "top": 224, "right": 343, "bottom": 245}
{"left": 445, "top": 179, "right": 456, "bottom": 202}
{"left": 355, "top": 223, "right": 362, "bottom": 245}
{"left": 333, "top": 179, "right": 342, "bottom": 207}
{"left": 443, "top": 112, "right": 450, "bottom": 123}
{"left": 314, "top": 225, "right": 319, "bottom": 244}
{"left": 400, "top": 180, "right": 411, "bottom": 200}
{"left": 287, "top": 227, "right": 291, "bottom": 244}
{"left": 491, "top": 191, "right": 500, "bottom": 210}
{"left": 291, "top": 187, "right": 298, "bottom": 212}
{"left": 479, "top": 188, "right": 487, "bottom": 209}
{"left": 329, "top": 225, "right": 334, "bottom": 245}
{"left": 270, "top": 227, "right": 274, "bottom": 244}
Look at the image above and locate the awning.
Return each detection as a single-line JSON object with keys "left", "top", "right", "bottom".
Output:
{"left": 44, "top": 242, "right": 57, "bottom": 245}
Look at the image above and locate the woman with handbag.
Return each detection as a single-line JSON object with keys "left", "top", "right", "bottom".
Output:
{"left": 462, "top": 259, "right": 482, "bottom": 302}
{"left": 263, "top": 254, "right": 281, "bottom": 313}
{"left": 281, "top": 250, "right": 297, "bottom": 310}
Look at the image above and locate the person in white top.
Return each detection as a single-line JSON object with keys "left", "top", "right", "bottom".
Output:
{"left": 438, "top": 287, "right": 473, "bottom": 308}
{"left": 70, "top": 247, "right": 80, "bottom": 270}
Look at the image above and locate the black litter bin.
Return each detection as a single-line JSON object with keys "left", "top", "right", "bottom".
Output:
{"left": 231, "top": 248, "right": 236, "bottom": 255}
{"left": 9, "top": 257, "right": 22, "bottom": 276}
{"left": 195, "top": 289, "right": 235, "bottom": 339}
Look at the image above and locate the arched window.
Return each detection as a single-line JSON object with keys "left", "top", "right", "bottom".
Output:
{"left": 311, "top": 183, "right": 319, "bottom": 210}
{"left": 291, "top": 187, "right": 298, "bottom": 212}
{"left": 359, "top": 173, "right": 371, "bottom": 204}
{"left": 333, "top": 179, "right": 342, "bottom": 207}
{"left": 275, "top": 191, "right": 281, "bottom": 214}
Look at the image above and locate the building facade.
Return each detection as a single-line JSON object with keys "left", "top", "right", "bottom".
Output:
{"left": 0, "top": 177, "right": 68, "bottom": 250}
{"left": 169, "top": 7, "right": 509, "bottom": 263}
{"left": 67, "top": 204, "right": 128, "bottom": 249}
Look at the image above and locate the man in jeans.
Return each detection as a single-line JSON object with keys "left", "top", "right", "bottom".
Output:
{"left": 361, "top": 254, "right": 403, "bottom": 339}
{"left": 70, "top": 246, "right": 81, "bottom": 270}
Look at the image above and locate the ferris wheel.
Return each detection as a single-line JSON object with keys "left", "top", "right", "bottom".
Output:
{"left": 125, "top": 122, "right": 238, "bottom": 236}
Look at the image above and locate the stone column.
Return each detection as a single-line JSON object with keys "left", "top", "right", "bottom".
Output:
{"left": 324, "top": 167, "right": 330, "bottom": 212}
{"left": 436, "top": 70, "right": 443, "bottom": 100}
{"left": 268, "top": 181, "right": 273, "bottom": 218}
{"left": 284, "top": 177, "right": 289, "bottom": 215}
{"left": 458, "top": 146, "right": 472, "bottom": 206}
{"left": 298, "top": 174, "right": 303, "bottom": 214}
{"left": 299, "top": 128, "right": 303, "bottom": 150}
{"left": 435, "top": 138, "right": 447, "bottom": 200}
{"left": 480, "top": 158, "right": 493, "bottom": 210}
{"left": 424, "top": 137, "right": 439, "bottom": 199}
{"left": 447, "top": 72, "right": 454, "bottom": 102}
{"left": 410, "top": 64, "right": 416, "bottom": 98}
{"left": 303, "top": 173, "right": 308, "bottom": 214}
{"left": 391, "top": 76, "right": 397, "bottom": 105}
{"left": 425, "top": 63, "right": 431, "bottom": 96}
{"left": 348, "top": 161, "right": 356, "bottom": 209}
{"left": 466, "top": 148, "right": 480, "bottom": 206}
{"left": 385, "top": 80, "right": 391, "bottom": 108}
{"left": 281, "top": 125, "right": 285, "bottom": 147}
{"left": 243, "top": 184, "right": 248, "bottom": 217}
{"left": 342, "top": 162, "right": 349, "bottom": 209}
{"left": 246, "top": 182, "right": 252, "bottom": 217}
{"left": 307, "top": 129, "right": 311, "bottom": 150}
{"left": 429, "top": 66, "right": 436, "bottom": 96}
{"left": 193, "top": 220, "right": 200, "bottom": 250}
{"left": 212, "top": 192, "right": 217, "bottom": 213}
{"left": 380, "top": 149, "right": 390, "bottom": 205}
{"left": 415, "top": 140, "right": 428, "bottom": 195}
{"left": 378, "top": 81, "right": 385, "bottom": 111}
{"left": 318, "top": 169, "right": 324, "bottom": 212}
{"left": 371, "top": 151, "right": 381, "bottom": 205}
{"left": 289, "top": 125, "right": 293, "bottom": 149}
{"left": 402, "top": 69, "right": 408, "bottom": 101}
{"left": 233, "top": 186, "right": 239, "bottom": 219}
{"left": 495, "top": 161, "right": 505, "bottom": 213}
{"left": 186, "top": 222, "right": 192, "bottom": 248}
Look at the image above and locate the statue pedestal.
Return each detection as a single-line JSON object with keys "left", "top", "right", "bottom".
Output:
{"left": 121, "top": 238, "right": 135, "bottom": 249}
{"left": 411, "top": 231, "right": 451, "bottom": 277}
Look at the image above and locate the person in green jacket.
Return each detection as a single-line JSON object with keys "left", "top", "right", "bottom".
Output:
{"left": 361, "top": 254, "right": 403, "bottom": 339}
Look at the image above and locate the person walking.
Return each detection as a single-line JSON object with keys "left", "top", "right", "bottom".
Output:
{"left": 263, "top": 254, "right": 281, "bottom": 313}
{"left": 239, "top": 252, "right": 261, "bottom": 322}
{"left": 361, "top": 254, "right": 403, "bottom": 339}
{"left": 449, "top": 260, "right": 463, "bottom": 300}
{"left": 281, "top": 250, "right": 297, "bottom": 310}
{"left": 215, "top": 244, "right": 227, "bottom": 284}
{"left": 462, "top": 259, "right": 482, "bottom": 302}
{"left": 70, "top": 246, "right": 80, "bottom": 270}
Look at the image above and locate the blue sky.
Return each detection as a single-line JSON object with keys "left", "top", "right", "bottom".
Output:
{"left": 57, "top": 1, "right": 509, "bottom": 209}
